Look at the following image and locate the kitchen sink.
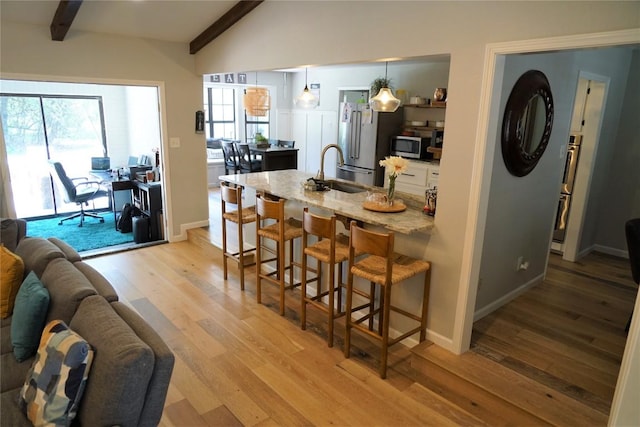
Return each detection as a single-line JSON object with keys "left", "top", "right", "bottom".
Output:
{"left": 321, "top": 179, "right": 367, "bottom": 194}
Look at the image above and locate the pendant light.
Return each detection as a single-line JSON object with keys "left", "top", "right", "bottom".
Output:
{"left": 243, "top": 72, "right": 271, "bottom": 116}
{"left": 294, "top": 67, "right": 318, "bottom": 109}
{"left": 369, "top": 62, "right": 400, "bottom": 112}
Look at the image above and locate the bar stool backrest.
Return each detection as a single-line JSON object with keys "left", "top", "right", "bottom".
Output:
{"left": 303, "top": 208, "right": 335, "bottom": 240}
{"left": 256, "top": 194, "right": 285, "bottom": 221}
{"left": 349, "top": 221, "right": 394, "bottom": 259}
{"left": 220, "top": 181, "right": 240, "bottom": 206}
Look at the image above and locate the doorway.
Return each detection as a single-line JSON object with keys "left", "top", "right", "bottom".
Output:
{"left": 552, "top": 75, "right": 608, "bottom": 261}
{"left": 0, "top": 79, "right": 166, "bottom": 255}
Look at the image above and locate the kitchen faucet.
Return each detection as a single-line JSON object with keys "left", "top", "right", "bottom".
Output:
{"left": 316, "top": 144, "right": 344, "bottom": 181}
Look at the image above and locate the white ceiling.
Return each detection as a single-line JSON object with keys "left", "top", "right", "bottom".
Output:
{"left": 0, "top": 0, "right": 237, "bottom": 44}
{"left": 1, "top": 0, "right": 458, "bottom": 73}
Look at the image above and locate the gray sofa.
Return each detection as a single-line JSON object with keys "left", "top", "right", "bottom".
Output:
{"left": 1, "top": 229, "right": 174, "bottom": 426}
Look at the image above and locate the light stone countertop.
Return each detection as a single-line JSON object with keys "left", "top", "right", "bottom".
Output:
{"left": 219, "top": 170, "right": 434, "bottom": 234}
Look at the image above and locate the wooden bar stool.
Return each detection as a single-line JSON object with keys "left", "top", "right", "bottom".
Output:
{"left": 255, "top": 194, "right": 303, "bottom": 316}
{"left": 344, "top": 221, "right": 431, "bottom": 379}
{"left": 221, "top": 181, "right": 257, "bottom": 290}
{"left": 300, "top": 207, "right": 350, "bottom": 347}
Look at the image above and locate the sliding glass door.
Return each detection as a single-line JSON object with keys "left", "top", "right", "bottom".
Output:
{"left": 0, "top": 95, "right": 108, "bottom": 218}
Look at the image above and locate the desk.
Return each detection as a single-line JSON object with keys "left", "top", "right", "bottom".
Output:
{"left": 95, "top": 176, "right": 163, "bottom": 240}
{"left": 133, "top": 182, "right": 163, "bottom": 241}
{"left": 95, "top": 176, "right": 135, "bottom": 227}
{"left": 249, "top": 146, "right": 298, "bottom": 171}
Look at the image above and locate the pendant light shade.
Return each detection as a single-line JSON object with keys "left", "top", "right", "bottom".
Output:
{"left": 370, "top": 62, "right": 400, "bottom": 113}
{"left": 294, "top": 68, "right": 318, "bottom": 109}
{"left": 244, "top": 72, "right": 271, "bottom": 116}
{"left": 244, "top": 87, "right": 271, "bottom": 116}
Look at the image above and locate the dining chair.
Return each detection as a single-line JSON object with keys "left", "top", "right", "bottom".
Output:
{"left": 277, "top": 140, "right": 295, "bottom": 148}
{"left": 236, "top": 143, "right": 262, "bottom": 173}
{"left": 221, "top": 140, "right": 240, "bottom": 175}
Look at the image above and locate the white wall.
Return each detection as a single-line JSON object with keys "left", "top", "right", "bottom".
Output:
{"left": 593, "top": 49, "right": 640, "bottom": 252}
{"left": 124, "top": 86, "right": 161, "bottom": 166}
{"left": 288, "top": 60, "right": 451, "bottom": 113}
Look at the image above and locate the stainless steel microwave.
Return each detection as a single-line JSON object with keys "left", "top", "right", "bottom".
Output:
{"left": 391, "top": 129, "right": 444, "bottom": 159}
{"left": 390, "top": 136, "right": 430, "bottom": 159}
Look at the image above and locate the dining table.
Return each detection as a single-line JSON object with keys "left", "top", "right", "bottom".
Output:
{"left": 248, "top": 144, "right": 298, "bottom": 171}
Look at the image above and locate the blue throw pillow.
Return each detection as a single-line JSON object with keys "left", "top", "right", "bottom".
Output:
{"left": 11, "top": 271, "right": 50, "bottom": 362}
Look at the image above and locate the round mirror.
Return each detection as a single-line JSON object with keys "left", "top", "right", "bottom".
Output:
{"left": 501, "top": 70, "right": 554, "bottom": 177}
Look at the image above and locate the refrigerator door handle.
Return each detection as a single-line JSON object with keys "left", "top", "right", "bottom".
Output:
{"left": 338, "top": 165, "right": 373, "bottom": 175}
{"left": 553, "top": 194, "right": 570, "bottom": 242}
{"left": 562, "top": 145, "right": 580, "bottom": 194}
{"left": 354, "top": 111, "right": 361, "bottom": 159}
{"left": 348, "top": 111, "right": 356, "bottom": 159}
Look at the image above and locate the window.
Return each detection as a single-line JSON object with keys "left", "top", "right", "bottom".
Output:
{"left": 0, "top": 94, "right": 108, "bottom": 218}
{"left": 202, "top": 84, "right": 272, "bottom": 144}
{"left": 204, "top": 87, "right": 236, "bottom": 139}
{"left": 244, "top": 88, "right": 270, "bottom": 143}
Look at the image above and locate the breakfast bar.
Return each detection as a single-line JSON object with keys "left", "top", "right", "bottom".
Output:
{"left": 218, "top": 169, "right": 435, "bottom": 373}
{"left": 218, "top": 170, "right": 434, "bottom": 234}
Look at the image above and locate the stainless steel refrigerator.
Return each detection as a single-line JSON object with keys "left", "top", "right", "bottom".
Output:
{"left": 336, "top": 102, "right": 403, "bottom": 187}
{"left": 553, "top": 134, "right": 582, "bottom": 242}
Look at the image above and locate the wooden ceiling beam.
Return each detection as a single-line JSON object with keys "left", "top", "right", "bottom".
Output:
{"left": 189, "top": 0, "right": 263, "bottom": 55}
{"left": 50, "top": 0, "right": 83, "bottom": 41}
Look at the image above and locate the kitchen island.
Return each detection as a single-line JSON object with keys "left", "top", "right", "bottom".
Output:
{"left": 218, "top": 170, "right": 434, "bottom": 234}
{"left": 218, "top": 169, "right": 435, "bottom": 347}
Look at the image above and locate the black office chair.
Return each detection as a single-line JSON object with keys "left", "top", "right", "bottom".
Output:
{"left": 221, "top": 140, "right": 240, "bottom": 174}
{"left": 625, "top": 218, "right": 640, "bottom": 332}
{"left": 277, "top": 140, "right": 295, "bottom": 148}
{"left": 49, "top": 161, "right": 108, "bottom": 227}
{"left": 236, "top": 143, "right": 262, "bottom": 173}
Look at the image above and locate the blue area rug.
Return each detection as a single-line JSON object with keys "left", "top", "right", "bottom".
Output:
{"left": 27, "top": 214, "right": 133, "bottom": 253}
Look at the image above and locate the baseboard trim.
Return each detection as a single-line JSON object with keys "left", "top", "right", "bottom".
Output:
{"left": 173, "top": 219, "right": 210, "bottom": 242}
{"left": 473, "top": 273, "right": 544, "bottom": 322}
{"left": 593, "top": 244, "right": 629, "bottom": 259}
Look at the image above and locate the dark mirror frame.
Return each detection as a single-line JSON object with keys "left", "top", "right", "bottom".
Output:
{"left": 501, "top": 69, "right": 554, "bottom": 177}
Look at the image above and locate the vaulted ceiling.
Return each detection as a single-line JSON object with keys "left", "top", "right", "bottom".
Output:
{"left": 1, "top": 0, "right": 264, "bottom": 53}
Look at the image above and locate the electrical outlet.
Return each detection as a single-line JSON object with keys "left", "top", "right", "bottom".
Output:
{"left": 516, "top": 256, "right": 529, "bottom": 271}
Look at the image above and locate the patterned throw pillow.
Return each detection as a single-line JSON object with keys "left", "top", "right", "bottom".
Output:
{"left": 19, "top": 320, "right": 94, "bottom": 426}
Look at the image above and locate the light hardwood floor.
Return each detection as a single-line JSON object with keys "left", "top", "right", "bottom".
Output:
{"left": 81, "top": 189, "right": 636, "bottom": 426}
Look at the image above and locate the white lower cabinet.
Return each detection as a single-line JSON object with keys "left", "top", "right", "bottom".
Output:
{"left": 207, "top": 160, "right": 225, "bottom": 187}
{"left": 386, "top": 160, "right": 439, "bottom": 197}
